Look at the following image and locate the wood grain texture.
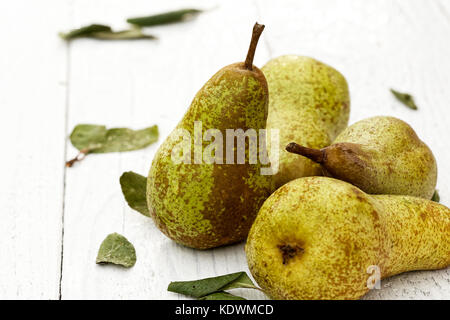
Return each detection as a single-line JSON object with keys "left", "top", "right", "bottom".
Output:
{"left": 0, "top": 0, "right": 449, "bottom": 299}
{"left": 0, "top": 0, "right": 71, "bottom": 299}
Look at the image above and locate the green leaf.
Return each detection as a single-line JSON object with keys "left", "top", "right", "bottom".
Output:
{"left": 70, "top": 124, "right": 159, "bottom": 153}
{"left": 95, "top": 125, "right": 159, "bottom": 153}
{"left": 88, "top": 27, "right": 156, "bottom": 40}
{"left": 59, "top": 24, "right": 112, "bottom": 40}
{"left": 199, "top": 292, "right": 246, "bottom": 300}
{"left": 67, "top": 124, "right": 158, "bottom": 167}
{"left": 167, "top": 272, "right": 255, "bottom": 298}
{"left": 69, "top": 124, "right": 108, "bottom": 151}
{"left": 390, "top": 89, "right": 418, "bottom": 110}
{"left": 431, "top": 190, "right": 440, "bottom": 203}
{"left": 127, "top": 8, "right": 202, "bottom": 27}
{"left": 220, "top": 272, "right": 257, "bottom": 290}
{"left": 96, "top": 233, "right": 136, "bottom": 268}
{"left": 60, "top": 24, "right": 156, "bottom": 41}
{"left": 120, "top": 172, "right": 149, "bottom": 217}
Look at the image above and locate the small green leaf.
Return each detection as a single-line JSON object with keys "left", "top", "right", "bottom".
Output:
{"left": 431, "top": 190, "right": 440, "bottom": 203}
{"left": 199, "top": 292, "right": 246, "bottom": 300}
{"left": 120, "top": 171, "right": 149, "bottom": 217}
{"left": 88, "top": 27, "right": 156, "bottom": 40}
{"left": 127, "top": 8, "right": 202, "bottom": 27}
{"left": 60, "top": 24, "right": 156, "bottom": 41}
{"left": 96, "top": 233, "right": 136, "bottom": 268}
{"left": 67, "top": 124, "right": 158, "bottom": 167}
{"left": 390, "top": 89, "right": 418, "bottom": 110}
{"left": 67, "top": 124, "right": 158, "bottom": 166}
{"left": 59, "top": 24, "right": 112, "bottom": 40}
{"left": 70, "top": 124, "right": 108, "bottom": 151}
{"left": 168, "top": 272, "right": 254, "bottom": 298}
{"left": 220, "top": 272, "right": 257, "bottom": 290}
{"left": 90, "top": 125, "right": 159, "bottom": 153}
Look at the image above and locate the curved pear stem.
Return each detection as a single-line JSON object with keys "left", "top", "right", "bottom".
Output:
{"left": 244, "top": 22, "right": 265, "bottom": 70}
{"left": 285, "top": 142, "right": 325, "bottom": 164}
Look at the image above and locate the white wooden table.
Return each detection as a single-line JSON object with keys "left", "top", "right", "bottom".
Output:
{"left": 1, "top": 0, "right": 449, "bottom": 300}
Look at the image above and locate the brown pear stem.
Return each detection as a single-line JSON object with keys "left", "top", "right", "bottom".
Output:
{"left": 244, "top": 22, "right": 265, "bottom": 70}
{"left": 285, "top": 142, "right": 325, "bottom": 164}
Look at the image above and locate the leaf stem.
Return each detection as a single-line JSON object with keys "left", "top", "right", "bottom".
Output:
{"left": 65, "top": 148, "right": 90, "bottom": 167}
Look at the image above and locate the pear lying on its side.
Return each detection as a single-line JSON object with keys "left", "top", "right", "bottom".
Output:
{"left": 263, "top": 55, "right": 350, "bottom": 189}
{"left": 246, "top": 176, "right": 450, "bottom": 300}
{"left": 147, "top": 23, "right": 273, "bottom": 249}
{"left": 286, "top": 116, "right": 437, "bottom": 199}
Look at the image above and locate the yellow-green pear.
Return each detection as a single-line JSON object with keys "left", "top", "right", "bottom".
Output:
{"left": 246, "top": 176, "right": 449, "bottom": 300}
{"left": 263, "top": 55, "right": 350, "bottom": 189}
{"left": 286, "top": 116, "right": 437, "bottom": 199}
{"left": 147, "top": 23, "right": 274, "bottom": 249}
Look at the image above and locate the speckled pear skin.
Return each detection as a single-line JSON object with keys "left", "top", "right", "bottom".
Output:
{"left": 245, "top": 176, "right": 450, "bottom": 300}
{"left": 328, "top": 116, "right": 437, "bottom": 199}
{"left": 147, "top": 62, "right": 274, "bottom": 249}
{"left": 263, "top": 55, "right": 350, "bottom": 189}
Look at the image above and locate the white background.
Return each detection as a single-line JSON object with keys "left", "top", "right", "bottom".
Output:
{"left": 0, "top": 0, "right": 449, "bottom": 299}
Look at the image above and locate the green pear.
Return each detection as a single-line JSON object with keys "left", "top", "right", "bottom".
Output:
{"left": 147, "top": 23, "right": 274, "bottom": 249}
{"left": 263, "top": 55, "right": 350, "bottom": 189}
{"left": 245, "top": 176, "right": 450, "bottom": 300}
{"left": 286, "top": 116, "right": 437, "bottom": 199}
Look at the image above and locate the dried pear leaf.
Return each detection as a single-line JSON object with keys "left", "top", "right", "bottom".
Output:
{"left": 127, "top": 8, "right": 202, "bottom": 27}
{"left": 220, "top": 272, "right": 257, "bottom": 290}
{"left": 199, "top": 292, "right": 246, "bottom": 300}
{"left": 120, "top": 171, "right": 149, "bottom": 217}
{"left": 88, "top": 28, "right": 156, "bottom": 40}
{"left": 431, "top": 190, "right": 440, "bottom": 203}
{"left": 96, "top": 233, "right": 136, "bottom": 268}
{"left": 60, "top": 24, "right": 155, "bottom": 41}
{"left": 70, "top": 124, "right": 158, "bottom": 153}
{"left": 59, "top": 24, "right": 112, "bottom": 40}
{"left": 70, "top": 124, "right": 108, "bottom": 151}
{"left": 67, "top": 124, "right": 158, "bottom": 167}
{"left": 94, "top": 125, "right": 158, "bottom": 153}
{"left": 168, "top": 272, "right": 257, "bottom": 298}
{"left": 390, "top": 89, "right": 418, "bottom": 110}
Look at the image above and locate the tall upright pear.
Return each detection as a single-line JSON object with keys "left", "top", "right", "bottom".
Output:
{"left": 147, "top": 23, "right": 273, "bottom": 249}
{"left": 263, "top": 56, "right": 350, "bottom": 189}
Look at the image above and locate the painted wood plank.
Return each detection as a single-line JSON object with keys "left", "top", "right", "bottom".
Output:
{"left": 60, "top": 0, "right": 269, "bottom": 299}
{"left": 0, "top": 0, "right": 71, "bottom": 299}
{"left": 4, "top": 0, "right": 444, "bottom": 300}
